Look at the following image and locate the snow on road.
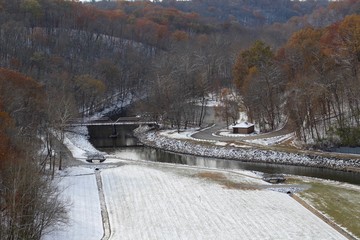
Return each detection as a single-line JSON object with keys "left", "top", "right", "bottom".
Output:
{"left": 101, "top": 164, "right": 345, "bottom": 240}
{"left": 43, "top": 167, "right": 104, "bottom": 240}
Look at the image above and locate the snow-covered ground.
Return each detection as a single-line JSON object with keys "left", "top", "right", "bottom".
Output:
{"left": 46, "top": 162, "right": 346, "bottom": 240}
{"left": 159, "top": 128, "right": 200, "bottom": 140}
{"left": 101, "top": 164, "right": 345, "bottom": 240}
{"left": 51, "top": 109, "right": 358, "bottom": 240}
{"left": 244, "top": 133, "right": 295, "bottom": 146}
{"left": 159, "top": 126, "right": 294, "bottom": 146}
{"left": 46, "top": 124, "right": 356, "bottom": 240}
{"left": 43, "top": 167, "right": 103, "bottom": 240}
{"left": 63, "top": 126, "right": 104, "bottom": 161}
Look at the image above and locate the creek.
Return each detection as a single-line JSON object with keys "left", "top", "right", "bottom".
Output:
{"left": 103, "top": 146, "right": 360, "bottom": 185}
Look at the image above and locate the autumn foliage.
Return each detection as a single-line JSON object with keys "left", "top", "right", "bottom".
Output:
{"left": 0, "top": 68, "right": 45, "bottom": 134}
{"left": 0, "top": 68, "right": 45, "bottom": 166}
{"left": 0, "top": 102, "right": 13, "bottom": 170}
{"left": 233, "top": 15, "right": 360, "bottom": 146}
{"left": 0, "top": 68, "right": 69, "bottom": 239}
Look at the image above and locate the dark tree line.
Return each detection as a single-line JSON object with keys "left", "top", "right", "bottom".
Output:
{"left": 159, "top": 0, "right": 332, "bottom": 26}
{"left": 0, "top": 0, "right": 260, "bottom": 128}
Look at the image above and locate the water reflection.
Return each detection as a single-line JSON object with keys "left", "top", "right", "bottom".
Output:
{"left": 104, "top": 147, "right": 360, "bottom": 185}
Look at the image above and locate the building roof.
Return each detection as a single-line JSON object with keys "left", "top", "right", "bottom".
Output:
{"left": 231, "top": 122, "right": 254, "bottom": 129}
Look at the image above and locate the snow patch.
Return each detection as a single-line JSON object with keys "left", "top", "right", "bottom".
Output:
{"left": 159, "top": 128, "right": 199, "bottom": 140}
{"left": 63, "top": 126, "right": 104, "bottom": 161}
{"left": 245, "top": 133, "right": 295, "bottom": 146}
{"left": 44, "top": 167, "right": 103, "bottom": 240}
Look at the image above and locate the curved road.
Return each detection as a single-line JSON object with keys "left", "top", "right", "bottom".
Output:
{"left": 192, "top": 122, "right": 294, "bottom": 142}
{"left": 192, "top": 107, "right": 294, "bottom": 142}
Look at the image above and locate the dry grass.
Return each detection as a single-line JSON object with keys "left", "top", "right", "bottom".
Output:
{"left": 196, "top": 172, "right": 227, "bottom": 180}
{"left": 195, "top": 171, "right": 258, "bottom": 190}
{"left": 288, "top": 178, "right": 360, "bottom": 239}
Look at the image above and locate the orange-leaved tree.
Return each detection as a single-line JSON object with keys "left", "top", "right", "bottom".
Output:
{"left": 0, "top": 68, "right": 68, "bottom": 239}
{"left": 233, "top": 40, "right": 284, "bottom": 132}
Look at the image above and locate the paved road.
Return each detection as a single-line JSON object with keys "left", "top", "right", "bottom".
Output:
{"left": 192, "top": 106, "right": 294, "bottom": 142}
{"left": 191, "top": 123, "right": 293, "bottom": 142}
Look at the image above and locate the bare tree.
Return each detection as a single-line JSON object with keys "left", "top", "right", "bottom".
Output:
{"left": 0, "top": 154, "right": 68, "bottom": 240}
{"left": 215, "top": 88, "right": 241, "bottom": 128}
{"left": 0, "top": 68, "right": 69, "bottom": 240}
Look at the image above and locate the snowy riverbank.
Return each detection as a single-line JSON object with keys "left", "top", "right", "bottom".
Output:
{"left": 135, "top": 129, "right": 360, "bottom": 172}
{"left": 50, "top": 126, "right": 358, "bottom": 240}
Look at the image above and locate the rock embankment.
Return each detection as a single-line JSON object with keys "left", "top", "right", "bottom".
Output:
{"left": 135, "top": 130, "right": 360, "bottom": 173}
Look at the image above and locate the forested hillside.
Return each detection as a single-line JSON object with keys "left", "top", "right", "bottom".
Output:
{"left": 234, "top": 15, "right": 360, "bottom": 146}
{"left": 158, "top": 0, "right": 330, "bottom": 26}
{"left": 0, "top": 0, "right": 359, "bottom": 237}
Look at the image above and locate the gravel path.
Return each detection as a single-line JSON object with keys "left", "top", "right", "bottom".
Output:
{"left": 96, "top": 170, "right": 111, "bottom": 240}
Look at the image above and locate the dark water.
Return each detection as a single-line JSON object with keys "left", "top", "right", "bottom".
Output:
{"left": 88, "top": 125, "right": 139, "bottom": 148}
{"left": 104, "top": 147, "right": 360, "bottom": 185}
{"left": 328, "top": 147, "right": 360, "bottom": 155}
